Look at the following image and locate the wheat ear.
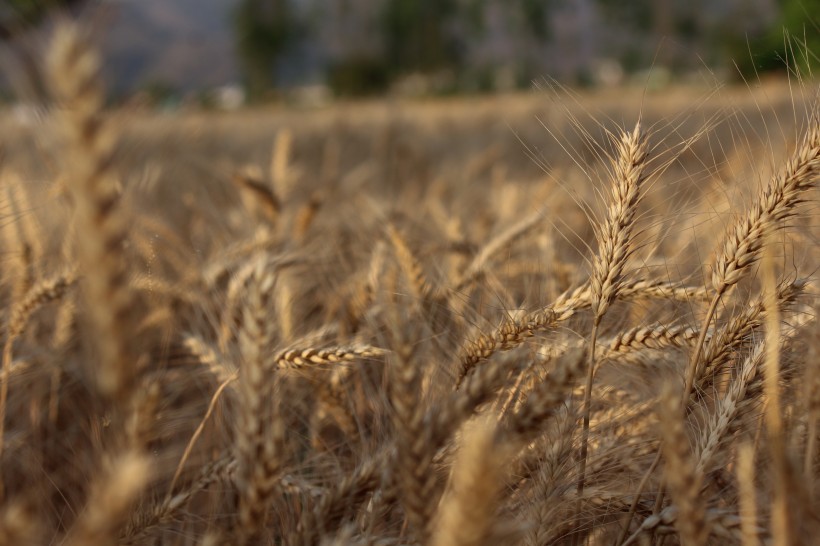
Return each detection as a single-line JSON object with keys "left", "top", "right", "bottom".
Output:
{"left": 695, "top": 344, "right": 765, "bottom": 476}
{"left": 456, "top": 277, "right": 702, "bottom": 387}
{"left": 499, "top": 346, "right": 585, "bottom": 443}
{"left": 761, "top": 236, "right": 791, "bottom": 546}
{"left": 271, "top": 128, "right": 294, "bottom": 199}
{"left": 388, "top": 315, "right": 437, "bottom": 537}
{"left": 276, "top": 345, "right": 385, "bottom": 370}
{"left": 299, "top": 449, "right": 387, "bottom": 543}
{"left": 657, "top": 383, "right": 708, "bottom": 546}
{"left": 435, "top": 350, "right": 523, "bottom": 441}
{"left": 600, "top": 322, "right": 700, "bottom": 360}
{"left": 696, "top": 277, "right": 805, "bottom": 395}
{"left": 457, "top": 282, "right": 588, "bottom": 386}
{"left": 47, "top": 22, "right": 134, "bottom": 399}
{"left": 124, "top": 455, "right": 236, "bottom": 542}
{"left": 431, "top": 417, "right": 509, "bottom": 546}
{"left": 235, "top": 260, "right": 285, "bottom": 541}
{"left": 65, "top": 452, "right": 150, "bottom": 546}
{"left": 387, "top": 223, "right": 431, "bottom": 300}
{"left": 619, "top": 110, "right": 820, "bottom": 544}
{"left": 2, "top": 180, "right": 39, "bottom": 302}
{"left": 737, "top": 443, "right": 760, "bottom": 546}
{"left": 686, "top": 107, "right": 819, "bottom": 401}
{"left": 580, "top": 122, "right": 648, "bottom": 502}
{"left": 0, "top": 269, "right": 77, "bottom": 470}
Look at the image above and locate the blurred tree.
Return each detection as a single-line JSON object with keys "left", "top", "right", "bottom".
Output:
{"left": 459, "top": 0, "right": 555, "bottom": 40}
{"left": 730, "top": 0, "right": 819, "bottom": 78}
{"left": 381, "top": 0, "right": 558, "bottom": 89}
{"left": 770, "top": 0, "right": 819, "bottom": 73}
{"left": 518, "top": 0, "right": 551, "bottom": 39}
{"left": 233, "top": 0, "right": 298, "bottom": 99}
{"left": 327, "top": 57, "right": 389, "bottom": 96}
{"left": 314, "top": 0, "right": 390, "bottom": 97}
{"left": 593, "top": 0, "right": 654, "bottom": 71}
{"left": 383, "top": 0, "right": 460, "bottom": 75}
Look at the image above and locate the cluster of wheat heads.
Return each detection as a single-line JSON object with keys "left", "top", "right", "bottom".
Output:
{"left": 0, "top": 20, "right": 818, "bottom": 546}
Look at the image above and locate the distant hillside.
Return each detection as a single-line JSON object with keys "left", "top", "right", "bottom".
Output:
{"left": 100, "top": 0, "right": 240, "bottom": 93}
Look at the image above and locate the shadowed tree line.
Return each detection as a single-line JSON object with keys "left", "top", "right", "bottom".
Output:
{"left": 233, "top": 0, "right": 818, "bottom": 98}
{"left": 1, "top": 0, "right": 817, "bottom": 101}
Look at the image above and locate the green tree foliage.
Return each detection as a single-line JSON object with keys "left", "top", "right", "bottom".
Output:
{"left": 732, "top": 0, "right": 819, "bottom": 78}
{"left": 233, "top": 0, "right": 297, "bottom": 99}
{"left": 769, "top": 0, "right": 819, "bottom": 73}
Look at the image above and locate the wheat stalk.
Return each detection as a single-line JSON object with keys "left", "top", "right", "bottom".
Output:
{"left": 431, "top": 417, "right": 510, "bottom": 546}
{"left": 0, "top": 269, "right": 77, "bottom": 468}
{"left": 580, "top": 122, "right": 648, "bottom": 504}
{"left": 47, "top": 22, "right": 134, "bottom": 400}
{"left": 235, "top": 259, "right": 285, "bottom": 541}
{"left": 65, "top": 452, "right": 150, "bottom": 546}
{"left": 656, "top": 382, "right": 708, "bottom": 546}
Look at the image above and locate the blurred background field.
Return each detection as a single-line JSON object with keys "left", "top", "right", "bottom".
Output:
{"left": 0, "top": 79, "right": 812, "bottom": 246}
{"left": 0, "top": 75, "right": 814, "bottom": 315}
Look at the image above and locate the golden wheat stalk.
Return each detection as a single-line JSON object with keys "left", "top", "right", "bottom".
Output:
{"left": 235, "top": 260, "right": 285, "bottom": 541}
{"left": 457, "top": 277, "right": 704, "bottom": 387}
{"left": 657, "top": 382, "right": 707, "bottom": 546}
{"left": 276, "top": 345, "right": 385, "bottom": 370}
{"left": 388, "top": 316, "right": 437, "bottom": 537}
{"left": 64, "top": 452, "right": 150, "bottom": 546}
{"left": 580, "top": 122, "right": 648, "bottom": 503}
{"left": 0, "top": 269, "right": 77, "bottom": 466}
{"left": 47, "top": 22, "right": 134, "bottom": 400}
{"left": 686, "top": 107, "right": 819, "bottom": 401}
{"left": 431, "top": 417, "right": 510, "bottom": 546}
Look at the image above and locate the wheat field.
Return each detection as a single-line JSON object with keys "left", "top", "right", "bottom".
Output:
{"left": 0, "top": 22, "right": 818, "bottom": 546}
